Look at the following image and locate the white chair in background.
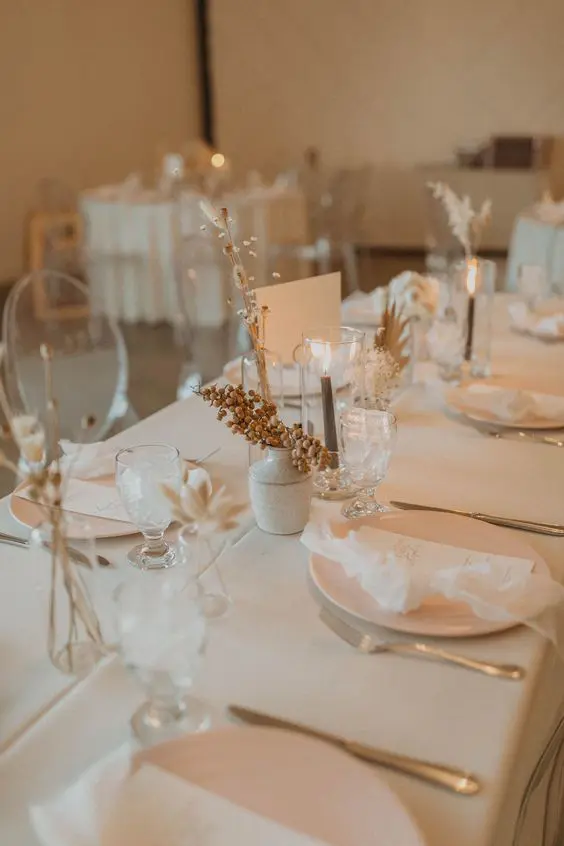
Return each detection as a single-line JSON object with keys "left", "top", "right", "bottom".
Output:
{"left": 2, "top": 271, "right": 137, "bottom": 442}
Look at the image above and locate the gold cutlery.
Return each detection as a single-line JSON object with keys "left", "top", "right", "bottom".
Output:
{"left": 320, "top": 608, "right": 524, "bottom": 680}
{"left": 228, "top": 704, "right": 481, "bottom": 795}
{"left": 183, "top": 447, "right": 221, "bottom": 465}
{"left": 0, "top": 531, "right": 113, "bottom": 568}
{"left": 390, "top": 500, "right": 564, "bottom": 537}
{"left": 486, "top": 429, "right": 564, "bottom": 447}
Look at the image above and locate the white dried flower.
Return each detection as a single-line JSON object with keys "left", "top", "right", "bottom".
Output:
{"left": 389, "top": 271, "right": 440, "bottom": 320}
{"left": 11, "top": 415, "right": 46, "bottom": 465}
{"left": 366, "top": 347, "right": 401, "bottom": 405}
{"left": 272, "top": 272, "right": 281, "bottom": 279}
{"left": 163, "top": 467, "right": 244, "bottom": 534}
{"left": 428, "top": 182, "right": 492, "bottom": 257}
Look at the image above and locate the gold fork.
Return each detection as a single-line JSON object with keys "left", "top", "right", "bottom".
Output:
{"left": 320, "top": 607, "right": 525, "bottom": 680}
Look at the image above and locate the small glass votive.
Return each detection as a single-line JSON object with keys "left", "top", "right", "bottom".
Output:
{"left": 299, "top": 326, "right": 365, "bottom": 500}
{"left": 427, "top": 306, "right": 465, "bottom": 383}
{"left": 451, "top": 257, "right": 496, "bottom": 379}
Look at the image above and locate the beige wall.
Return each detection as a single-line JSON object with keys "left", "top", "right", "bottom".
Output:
{"left": 0, "top": 0, "right": 200, "bottom": 280}
{"left": 210, "top": 0, "right": 564, "bottom": 246}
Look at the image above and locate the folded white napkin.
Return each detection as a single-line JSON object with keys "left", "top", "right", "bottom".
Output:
{"left": 301, "top": 518, "right": 564, "bottom": 633}
{"left": 17, "top": 477, "right": 132, "bottom": 524}
{"left": 32, "top": 750, "right": 327, "bottom": 846}
{"left": 509, "top": 301, "right": 564, "bottom": 340}
{"left": 458, "top": 384, "right": 538, "bottom": 422}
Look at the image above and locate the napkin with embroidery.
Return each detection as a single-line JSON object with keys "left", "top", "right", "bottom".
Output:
{"left": 301, "top": 517, "right": 564, "bottom": 646}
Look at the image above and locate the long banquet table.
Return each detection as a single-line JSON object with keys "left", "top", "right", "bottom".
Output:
{"left": 1, "top": 296, "right": 564, "bottom": 845}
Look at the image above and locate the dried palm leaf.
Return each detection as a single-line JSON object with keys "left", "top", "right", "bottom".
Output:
{"left": 374, "top": 302, "right": 410, "bottom": 371}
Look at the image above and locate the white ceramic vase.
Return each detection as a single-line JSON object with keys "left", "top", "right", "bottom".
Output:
{"left": 248, "top": 448, "right": 313, "bottom": 535}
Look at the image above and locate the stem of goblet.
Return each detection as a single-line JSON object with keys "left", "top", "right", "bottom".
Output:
{"left": 359, "top": 486, "right": 379, "bottom": 501}
{"left": 141, "top": 531, "right": 168, "bottom": 558}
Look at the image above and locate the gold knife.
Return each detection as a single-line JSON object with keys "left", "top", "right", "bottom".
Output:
{"left": 228, "top": 704, "right": 480, "bottom": 796}
{"left": 389, "top": 500, "right": 564, "bottom": 537}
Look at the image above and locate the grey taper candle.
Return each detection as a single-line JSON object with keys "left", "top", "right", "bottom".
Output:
{"left": 321, "top": 373, "right": 339, "bottom": 468}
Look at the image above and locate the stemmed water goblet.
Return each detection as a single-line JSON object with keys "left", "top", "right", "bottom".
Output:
{"left": 116, "top": 444, "right": 182, "bottom": 569}
{"left": 339, "top": 408, "right": 397, "bottom": 518}
{"left": 114, "top": 571, "right": 210, "bottom": 744}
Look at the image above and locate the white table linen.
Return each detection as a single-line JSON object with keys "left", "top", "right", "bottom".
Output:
{"left": 80, "top": 185, "right": 307, "bottom": 325}
{"left": 507, "top": 211, "right": 564, "bottom": 292}
{"left": 1, "top": 297, "right": 564, "bottom": 846}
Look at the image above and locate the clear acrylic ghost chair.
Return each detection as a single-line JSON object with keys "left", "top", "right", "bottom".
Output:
{"left": 172, "top": 214, "right": 249, "bottom": 400}
{"left": 2, "top": 271, "right": 137, "bottom": 442}
{"left": 268, "top": 163, "right": 372, "bottom": 295}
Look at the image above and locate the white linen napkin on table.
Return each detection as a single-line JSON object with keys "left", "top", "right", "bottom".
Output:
{"left": 301, "top": 518, "right": 564, "bottom": 641}
{"left": 509, "top": 301, "right": 564, "bottom": 341}
{"left": 453, "top": 384, "right": 564, "bottom": 424}
{"left": 31, "top": 750, "right": 328, "bottom": 846}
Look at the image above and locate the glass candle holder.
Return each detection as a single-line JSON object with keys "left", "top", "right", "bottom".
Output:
{"left": 299, "top": 326, "right": 365, "bottom": 500}
{"left": 451, "top": 257, "right": 496, "bottom": 379}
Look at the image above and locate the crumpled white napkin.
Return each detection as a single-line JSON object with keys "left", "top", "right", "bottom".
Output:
{"left": 452, "top": 384, "right": 564, "bottom": 423}
{"left": 31, "top": 749, "right": 327, "bottom": 846}
{"left": 509, "top": 301, "right": 564, "bottom": 341}
{"left": 341, "top": 272, "right": 440, "bottom": 326}
{"left": 58, "top": 440, "right": 116, "bottom": 479}
{"left": 301, "top": 518, "right": 564, "bottom": 639}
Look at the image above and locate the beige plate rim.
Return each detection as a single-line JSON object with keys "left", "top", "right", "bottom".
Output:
{"left": 309, "top": 510, "right": 548, "bottom": 638}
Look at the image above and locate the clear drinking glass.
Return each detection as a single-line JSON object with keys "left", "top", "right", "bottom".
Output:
{"left": 114, "top": 573, "right": 210, "bottom": 744}
{"left": 517, "top": 264, "right": 550, "bottom": 310}
{"left": 451, "top": 258, "right": 496, "bottom": 379}
{"left": 177, "top": 525, "right": 232, "bottom": 619}
{"left": 115, "top": 444, "right": 182, "bottom": 570}
{"left": 339, "top": 408, "right": 397, "bottom": 519}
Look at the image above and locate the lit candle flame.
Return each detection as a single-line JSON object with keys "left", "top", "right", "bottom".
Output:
{"left": 466, "top": 260, "right": 478, "bottom": 297}
{"left": 211, "top": 152, "right": 225, "bottom": 168}
{"left": 310, "top": 341, "right": 332, "bottom": 374}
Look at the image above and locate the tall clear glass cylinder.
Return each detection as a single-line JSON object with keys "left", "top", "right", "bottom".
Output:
{"left": 299, "top": 326, "right": 365, "bottom": 500}
{"left": 451, "top": 257, "right": 496, "bottom": 379}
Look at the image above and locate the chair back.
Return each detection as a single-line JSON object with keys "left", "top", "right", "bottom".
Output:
{"left": 2, "top": 271, "right": 130, "bottom": 442}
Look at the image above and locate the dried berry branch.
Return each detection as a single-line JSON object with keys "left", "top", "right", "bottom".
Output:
{"left": 199, "top": 384, "right": 329, "bottom": 473}
{"left": 200, "top": 204, "right": 272, "bottom": 403}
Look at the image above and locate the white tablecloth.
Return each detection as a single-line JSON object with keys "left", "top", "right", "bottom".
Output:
{"left": 1, "top": 296, "right": 564, "bottom": 845}
{"left": 507, "top": 211, "right": 564, "bottom": 292}
{"left": 80, "top": 186, "right": 307, "bottom": 326}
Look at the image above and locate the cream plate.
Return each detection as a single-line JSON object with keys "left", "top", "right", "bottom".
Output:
{"left": 9, "top": 478, "right": 137, "bottom": 539}
{"left": 309, "top": 511, "right": 548, "bottom": 637}
{"left": 446, "top": 385, "right": 564, "bottom": 430}
{"left": 133, "top": 726, "right": 426, "bottom": 846}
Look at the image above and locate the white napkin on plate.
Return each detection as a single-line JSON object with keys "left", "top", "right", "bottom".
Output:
{"left": 16, "top": 477, "right": 132, "bottom": 524}
{"left": 453, "top": 384, "right": 564, "bottom": 423}
{"left": 341, "top": 289, "right": 387, "bottom": 326}
{"left": 302, "top": 519, "right": 537, "bottom": 614}
{"left": 32, "top": 751, "right": 328, "bottom": 846}
{"left": 508, "top": 301, "right": 564, "bottom": 340}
